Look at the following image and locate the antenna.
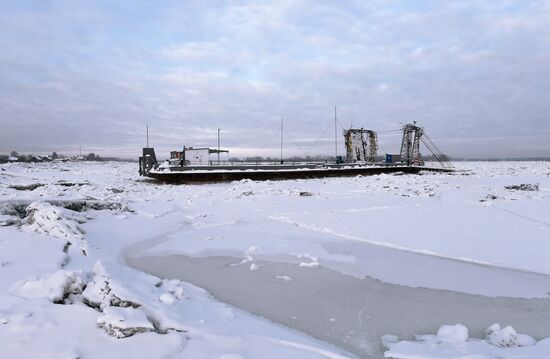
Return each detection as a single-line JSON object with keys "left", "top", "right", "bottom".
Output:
{"left": 334, "top": 105, "right": 338, "bottom": 159}
{"left": 280, "top": 116, "right": 284, "bottom": 163}
{"left": 146, "top": 123, "right": 149, "bottom": 148}
{"left": 217, "top": 128, "right": 221, "bottom": 164}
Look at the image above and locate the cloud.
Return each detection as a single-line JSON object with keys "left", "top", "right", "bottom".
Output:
{"left": 0, "top": 0, "right": 549, "bottom": 158}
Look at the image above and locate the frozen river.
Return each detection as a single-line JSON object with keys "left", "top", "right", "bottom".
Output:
{"left": 128, "top": 254, "right": 550, "bottom": 358}
{"left": 3, "top": 161, "right": 550, "bottom": 358}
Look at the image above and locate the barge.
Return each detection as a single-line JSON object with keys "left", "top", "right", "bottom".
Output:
{"left": 139, "top": 123, "right": 454, "bottom": 184}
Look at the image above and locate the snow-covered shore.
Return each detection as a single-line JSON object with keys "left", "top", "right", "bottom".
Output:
{"left": 0, "top": 162, "right": 354, "bottom": 358}
{"left": 1, "top": 161, "right": 550, "bottom": 358}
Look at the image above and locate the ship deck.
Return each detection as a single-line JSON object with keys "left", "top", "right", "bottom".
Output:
{"left": 145, "top": 164, "right": 454, "bottom": 184}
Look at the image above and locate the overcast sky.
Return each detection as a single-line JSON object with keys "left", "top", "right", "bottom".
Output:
{"left": 1, "top": 0, "right": 549, "bottom": 159}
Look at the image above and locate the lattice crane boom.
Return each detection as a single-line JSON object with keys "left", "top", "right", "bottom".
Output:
{"left": 400, "top": 122, "right": 453, "bottom": 168}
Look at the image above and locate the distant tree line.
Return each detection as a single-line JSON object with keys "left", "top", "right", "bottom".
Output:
{"left": 0, "top": 150, "right": 103, "bottom": 163}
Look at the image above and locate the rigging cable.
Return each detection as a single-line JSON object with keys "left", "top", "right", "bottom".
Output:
{"left": 252, "top": 127, "right": 283, "bottom": 159}
{"left": 420, "top": 135, "right": 453, "bottom": 168}
{"left": 283, "top": 127, "right": 309, "bottom": 158}
{"left": 304, "top": 118, "right": 336, "bottom": 158}
{"left": 424, "top": 133, "right": 453, "bottom": 167}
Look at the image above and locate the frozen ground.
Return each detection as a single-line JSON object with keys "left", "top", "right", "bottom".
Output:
{"left": 1, "top": 160, "right": 550, "bottom": 358}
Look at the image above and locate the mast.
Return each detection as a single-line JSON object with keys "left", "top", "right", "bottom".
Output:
{"left": 217, "top": 128, "right": 221, "bottom": 164}
{"left": 334, "top": 105, "right": 338, "bottom": 159}
{"left": 146, "top": 123, "right": 149, "bottom": 148}
{"left": 280, "top": 117, "right": 284, "bottom": 163}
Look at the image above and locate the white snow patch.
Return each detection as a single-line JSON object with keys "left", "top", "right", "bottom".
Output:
{"left": 13, "top": 269, "right": 85, "bottom": 303}
{"left": 436, "top": 324, "right": 469, "bottom": 343}
{"left": 22, "top": 201, "right": 87, "bottom": 254}
{"left": 97, "top": 306, "right": 155, "bottom": 338}
{"left": 159, "top": 292, "right": 176, "bottom": 305}
{"left": 299, "top": 261, "right": 320, "bottom": 268}
{"left": 249, "top": 263, "right": 261, "bottom": 271}
{"left": 297, "top": 253, "right": 320, "bottom": 268}
{"left": 384, "top": 323, "right": 543, "bottom": 359}
{"left": 485, "top": 323, "right": 536, "bottom": 348}
{"left": 82, "top": 261, "right": 142, "bottom": 309}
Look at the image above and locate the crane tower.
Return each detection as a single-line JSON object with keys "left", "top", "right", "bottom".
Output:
{"left": 343, "top": 128, "right": 378, "bottom": 163}
{"left": 400, "top": 122, "right": 423, "bottom": 165}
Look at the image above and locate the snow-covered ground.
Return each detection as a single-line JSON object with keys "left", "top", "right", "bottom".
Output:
{"left": 1, "top": 161, "right": 550, "bottom": 358}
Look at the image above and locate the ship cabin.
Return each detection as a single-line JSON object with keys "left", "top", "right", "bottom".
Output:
{"left": 169, "top": 146, "right": 229, "bottom": 167}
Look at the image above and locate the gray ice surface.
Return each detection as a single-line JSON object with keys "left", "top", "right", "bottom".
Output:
{"left": 127, "top": 254, "right": 550, "bottom": 358}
